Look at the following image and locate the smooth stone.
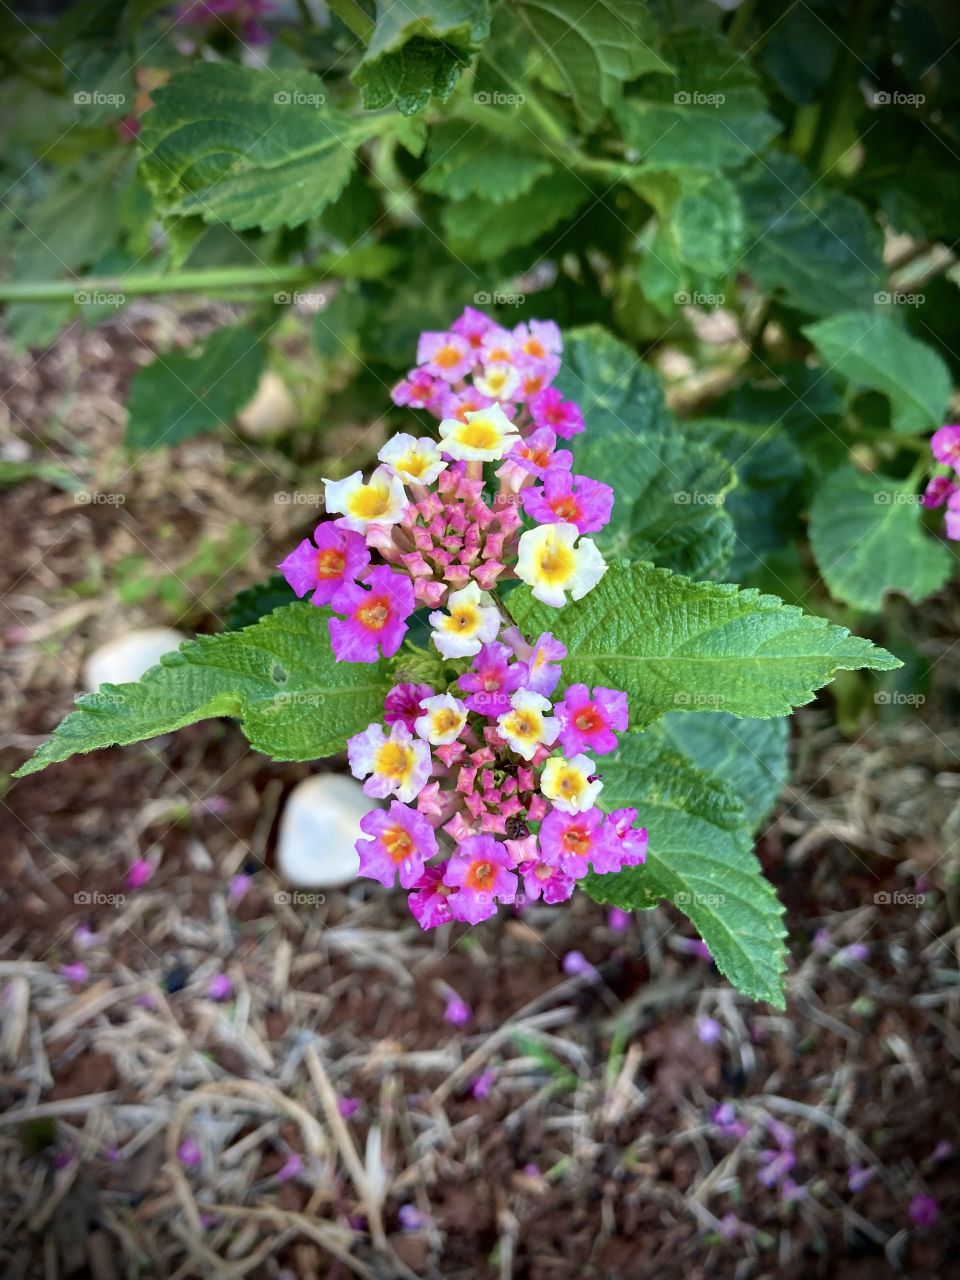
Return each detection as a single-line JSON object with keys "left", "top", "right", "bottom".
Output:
{"left": 276, "top": 774, "right": 370, "bottom": 889}
{"left": 237, "top": 370, "right": 298, "bottom": 438}
{"left": 84, "top": 627, "right": 186, "bottom": 691}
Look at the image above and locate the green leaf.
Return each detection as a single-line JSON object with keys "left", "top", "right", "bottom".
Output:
{"left": 508, "top": 0, "right": 668, "bottom": 129}
{"left": 552, "top": 325, "right": 670, "bottom": 443}
{"left": 803, "top": 311, "right": 952, "bottom": 434}
{"left": 353, "top": 0, "right": 490, "bottom": 115}
{"left": 14, "top": 603, "right": 393, "bottom": 778}
{"left": 441, "top": 168, "right": 589, "bottom": 259}
{"left": 739, "top": 154, "right": 884, "bottom": 317}
{"left": 615, "top": 29, "right": 780, "bottom": 170}
{"left": 125, "top": 325, "right": 265, "bottom": 451}
{"left": 659, "top": 711, "right": 789, "bottom": 829}
{"left": 583, "top": 734, "right": 786, "bottom": 1006}
{"left": 509, "top": 560, "right": 900, "bottom": 731}
{"left": 139, "top": 63, "right": 387, "bottom": 231}
{"left": 574, "top": 427, "right": 736, "bottom": 579}
{"left": 808, "top": 465, "right": 952, "bottom": 612}
{"left": 419, "top": 121, "right": 551, "bottom": 202}
{"left": 633, "top": 169, "right": 744, "bottom": 277}
{"left": 224, "top": 575, "right": 298, "bottom": 631}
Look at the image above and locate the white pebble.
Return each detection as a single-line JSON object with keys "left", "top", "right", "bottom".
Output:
{"left": 84, "top": 628, "right": 186, "bottom": 691}
{"left": 276, "top": 774, "right": 371, "bottom": 888}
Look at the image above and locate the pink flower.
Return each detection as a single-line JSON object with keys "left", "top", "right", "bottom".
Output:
{"left": 444, "top": 994, "right": 471, "bottom": 1026}
{"left": 539, "top": 806, "right": 613, "bottom": 877}
{"left": 513, "top": 319, "right": 562, "bottom": 359}
{"left": 227, "top": 874, "right": 250, "bottom": 907}
{"left": 443, "top": 835, "right": 518, "bottom": 924}
{"left": 408, "top": 862, "right": 454, "bottom": 930}
{"left": 520, "top": 858, "right": 576, "bottom": 904}
{"left": 60, "top": 962, "right": 88, "bottom": 984}
{"left": 528, "top": 387, "right": 584, "bottom": 438}
{"left": 930, "top": 424, "right": 960, "bottom": 467}
{"left": 909, "top": 1194, "right": 939, "bottom": 1227}
{"left": 436, "top": 386, "right": 495, "bottom": 423}
{"left": 479, "top": 329, "right": 517, "bottom": 366}
{"left": 278, "top": 523, "right": 369, "bottom": 608}
{"left": 514, "top": 354, "right": 561, "bottom": 403}
{"left": 946, "top": 488, "right": 960, "bottom": 540}
{"left": 605, "top": 808, "right": 648, "bottom": 865}
{"left": 328, "top": 566, "right": 414, "bottom": 662}
{"left": 384, "top": 682, "right": 435, "bottom": 732}
{"left": 338, "top": 1095, "right": 360, "bottom": 1118}
{"left": 471, "top": 1067, "right": 496, "bottom": 1099}
{"left": 356, "top": 800, "right": 437, "bottom": 889}
{"left": 392, "top": 368, "right": 441, "bottom": 410}
{"left": 562, "top": 949, "right": 598, "bottom": 978}
{"left": 697, "top": 1016, "right": 722, "bottom": 1044}
{"left": 347, "top": 721, "right": 432, "bottom": 804}
{"left": 277, "top": 1153, "right": 303, "bottom": 1182}
{"left": 417, "top": 330, "right": 474, "bottom": 382}
{"left": 923, "top": 474, "right": 956, "bottom": 508}
{"left": 177, "top": 1137, "right": 202, "bottom": 1167}
{"left": 459, "top": 642, "right": 524, "bottom": 716}
{"left": 758, "top": 1148, "right": 796, "bottom": 1188}
{"left": 452, "top": 306, "right": 498, "bottom": 350}
{"left": 555, "top": 684, "right": 628, "bottom": 756}
{"left": 126, "top": 858, "right": 154, "bottom": 889}
{"left": 607, "top": 907, "right": 630, "bottom": 931}
{"left": 522, "top": 471, "right": 613, "bottom": 534}
{"left": 506, "top": 427, "right": 573, "bottom": 481}
{"left": 517, "top": 632, "right": 566, "bottom": 697}
{"left": 208, "top": 972, "right": 233, "bottom": 1001}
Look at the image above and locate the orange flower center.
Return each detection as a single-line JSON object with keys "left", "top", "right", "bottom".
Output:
{"left": 523, "top": 374, "right": 545, "bottom": 396}
{"left": 574, "top": 707, "right": 602, "bottom": 733}
{"left": 382, "top": 824, "right": 414, "bottom": 863}
{"left": 550, "top": 496, "right": 581, "bottom": 522}
{"left": 523, "top": 336, "right": 546, "bottom": 358}
{"left": 561, "top": 826, "right": 590, "bottom": 857}
{"left": 357, "top": 597, "right": 390, "bottom": 631}
{"left": 524, "top": 446, "right": 551, "bottom": 467}
{"left": 435, "top": 344, "right": 462, "bottom": 369}
{"left": 316, "top": 548, "right": 346, "bottom": 579}
{"left": 466, "top": 859, "right": 495, "bottom": 890}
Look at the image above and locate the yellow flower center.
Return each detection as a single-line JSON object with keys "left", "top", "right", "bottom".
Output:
{"left": 557, "top": 768, "right": 585, "bottom": 800}
{"left": 316, "top": 548, "right": 345, "bottom": 579}
{"left": 357, "top": 598, "right": 389, "bottom": 631}
{"left": 445, "top": 605, "right": 479, "bottom": 632}
{"left": 466, "top": 859, "right": 495, "bottom": 890}
{"left": 523, "top": 336, "right": 546, "bottom": 358}
{"left": 432, "top": 708, "right": 461, "bottom": 735}
{"left": 375, "top": 741, "right": 414, "bottom": 781}
{"left": 398, "top": 452, "right": 429, "bottom": 478}
{"left": 561, "top": 825, "right": 591, "bottom": 857}
{"left": 537, "top": 540, "right": 575, "bottom": 584}
{"left": 506, "top": 712, "right": 538, "bottom": 741}
{"left": 349, "top": 483, "right": 391, "bottom": 519}
{"left": 435, "top": 344, "right": 462, "bottom": 369}
{"left": 382, "top": 824, "right": 414, "bottom": 862}
{"left": 458, "top": 417, "right": 500, "bottom": 450}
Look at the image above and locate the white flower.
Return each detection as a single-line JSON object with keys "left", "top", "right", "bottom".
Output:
{"left": 497, "top": 689, "right": 560, "bottom": 761}
{"left": 540, "top": 754, "right": 603, "bottom": 814}
{"left": 378, "top": 433, "right": 448, "bottom": 486}
{"left": 516, "top": 523, "right": 606, "bottom": 608}
{"left": 415, "top": 692, "right": 469, "bottom": 746}
{"left": 429, "top": 581, "right": 501, "bottom": 659}
{"left": 324, "top": 466, "right": 407, "bottom": 532}
{"left": 473, "top": 364, "right": 521, "bottom": 401}
{"left": 438, "top": 403, "right": 521, "bottom": 462}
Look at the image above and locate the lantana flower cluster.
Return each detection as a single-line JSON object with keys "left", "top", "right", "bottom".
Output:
{"left": 279, "top": 308, "right": 646, "bottom": 929}
{"left": 923, "top": 423, "right": 960, "bottom": 538}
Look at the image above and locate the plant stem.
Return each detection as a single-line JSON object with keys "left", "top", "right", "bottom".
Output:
{"left": 807, "top": 0, "right": 875, "bottom": 173}
{"left": 0, "top": 264, "right": 328, "bottom": 304}
{"left": 326, "top": 0, "right": 374, "bottom": 43}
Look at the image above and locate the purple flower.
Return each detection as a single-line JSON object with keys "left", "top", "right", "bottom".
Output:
{"left": 471, "top": 1068, "right": 496, "bottom": 1099}
{"left": 604, "top": 809, "right": 648, "bottom": 866}
{"left": 554, "top": 683, "right": 628, "bottom": 756}
{"left": 607, "top": 907, "right": 630, "bottom": 931}
{"left": 522, "top": 471, "right": 614, "bottom": 535}
{"left": 908, "top": 1193, "right": 939, "bottom": 1228}
{"left": 338, "top": 1096, "right": 360, "bottom": 1118}
{"left": 444, "top": 994, "right": 472, "bottom": 1026}
{"left": 923, "top": 474, "right": 956, "bottom": 508}
{"left": 276, "top": 1153, "right": 303, "bottom": 1182}
{"left": 930, "top": 424, "right": 960, "bottom": 467}
{"left": 834, "top": 941, "right": 870, "bottom": 966}
{"left": 126, "top": 858, "right": 154, "bottom": 890}
{"left": 451, "top": 306, "right": 498, "bottom": 350}
{"left": 347, "top": 721, "right": 432, "bottom": 805}
{"left": 355, "top": 800, "right": 438, "bottom": 889}
{"left": 227, "top": 874, "right": 250, "bottom": 907}
{"left": 207, "top": 973, "right": 233, "bottom": 1002}
{"left": 60, "top": 963, "right": 88, "bottom": 984}
{"left": 459, "top": 642, "right": 524, "bottom": 717}
{"left": 178, "top": 1137, "right": 202, "bottom": 1167}
{"left": 528, "top": 387, "right": 584, "bottom": 438}
{"left": 712, "top": 1102, "right": 749, "bottom": 1139}
{"left": 73, "top": 923, "right": 99, "bottom": 950}
{"left": 444, "top": 836, "right": 518, "bottom": 925}
{"left": 539, "top": 806, "right": 613, "bottom": 877}
{"left": 562, "top": 950, "right": 597, "bottom": 979}
{"left": 758, "top": 1148, "right": 796, "bottom": 1188}
{"left": 384, "top": 682, "right": 435, "bottom": 732}
{"left": 931, "top": 1139, "right": 953, "bottom": 1163}
{"left": 407, "top": 862, "right": 454, "bottom": 930}
{"left": 520, "top": 857, "right": 576, "bottom": 905}
{"left": 505, "top": 428, "right": 573, "bottom": 482}
{"left": 392, "top": 369, "right": 441, "bottom": 410}
{"left": 398, "top": 1204, "right": 431, "bottom": 1231}
{"left": 517, "top": 632, "right": 567, "bottom": 697}
{"left": 328, "top": 565, "right": 415, "bottom": 663}
{"left": 416, "top": 330, "right": 474, "bottom": 382}
{"left": 278, "top": 523, "right": 370, "bottom": 608}
{"left": 697, "top": 1016, "right": 722, "bottom": 1045}
{"left": 945, "top": 488, "right": 960, "bottom": 540}
{"left": 848, "top": 1164, "right": 875, "bottom": 1193}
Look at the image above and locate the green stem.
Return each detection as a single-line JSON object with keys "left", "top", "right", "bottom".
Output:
{"left": 727, "top": 0, "right": 758, "bottom": 47}
{"left": 807, "top": 0, "right": 875, "bottom": 173}
{"left": 0, "top": 263, "right": 327, "bottom": 304}
{"left": 326, "top": 0, "right": 374, "bottom": 43}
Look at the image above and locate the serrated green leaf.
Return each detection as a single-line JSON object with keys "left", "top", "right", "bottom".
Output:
{"left": 739, "top": 154, "right": 883, "bottom": 317}
{"left": 420, "top": 121, "right": 551, "bottom": 202}
{"left": 441, "top": 168, "right": 589, "bottom": 259}
{"left": 574, "top": 428, "right": 735, "bottom": 579}
{"left": 224, "top": 575, "right": 297, "bottom": 631}
{"left": 125, "top": 324, "right": 265, "bottom": 451}
{"left": 633, "top": 169, "right": 744, "bottom": 277}
{"left": 583, "top": 734, "right": 786, "bottom": 1006}
{"left": 803, "top": 311, "right": 952, "bottom": 434}
{"left": 508, "top": 0, "right": 668, "bottom": 129}
{"left": 14, "top": 603, "right": 393, "bottom": 778}
{"left": 509, "top": 560, "right": 900, "bottom": 730}
{"left": 139, "top": 63, "right": 387, "bottom": 231}
{"left": 553, "top": 325, "right": 670, "bottom": 442}
{"left": 353, "top": 0, "right": 490, "bottom": 115}
{"left": 659, "top": 712, "right": 789, "bottom": 829}
{"left": 808, "top": 465, "right": 952, "bottom": 612}
{"left": 616, "top": 29, "right": 779, "bottom": 170}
